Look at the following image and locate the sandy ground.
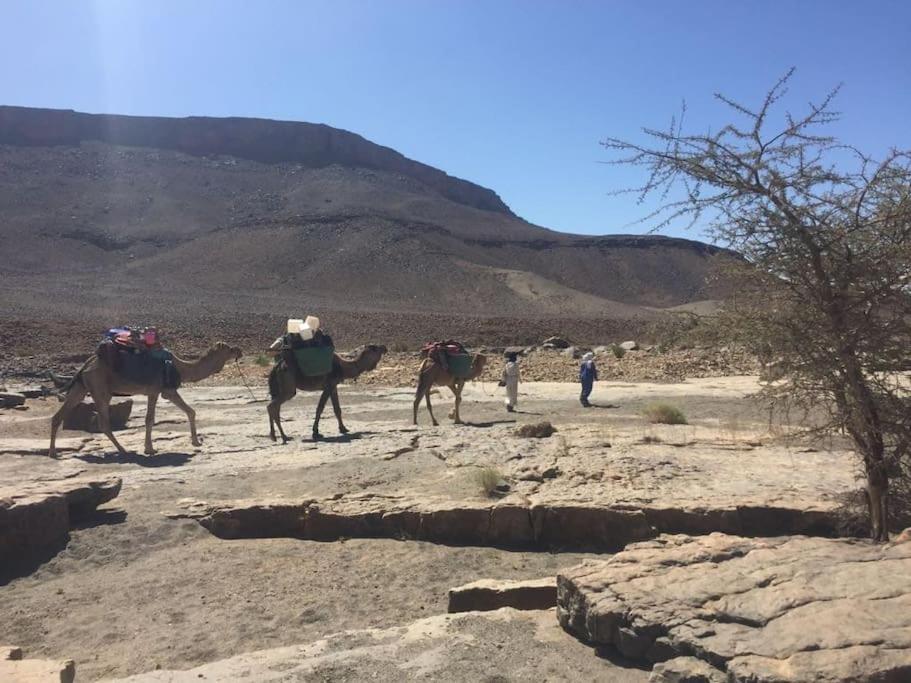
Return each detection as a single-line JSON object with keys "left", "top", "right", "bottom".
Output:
{"left": 0, "top": 377, "right": 859, "bottom": 681}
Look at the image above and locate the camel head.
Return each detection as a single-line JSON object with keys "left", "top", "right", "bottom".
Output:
{"left": 470, "top": 353, "right": 488, "bottom": 378}
{"left": 356, "top": 344, "right": 388, "bottom": 372}
{"left": 211, "top": 341, "right": 243, "bottom": 362}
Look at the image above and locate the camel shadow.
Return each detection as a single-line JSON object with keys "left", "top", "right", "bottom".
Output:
{"left": 588, "top": 403, "right": 621, "bottom": 410}
{"left": 74, "top": 451, "right": 193, "bottom": 467}
{"left": 308, "top": 430, "right": 377, "bottom": 444}
{"left": 460, "top": 419, "right": 517, "bottom": 428}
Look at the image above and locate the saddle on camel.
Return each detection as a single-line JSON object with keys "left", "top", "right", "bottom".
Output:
{"left": 271, "top": 316, "right": 335, "bottom": 380}
{"left": 421, "top": 340, "right": 473, "bottom": 378}
{"left": 97, "top": 326, "right": 181, "bottom": 389}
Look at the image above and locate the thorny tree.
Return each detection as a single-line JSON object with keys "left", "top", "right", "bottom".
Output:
{"left": 605, "top": 70, "right": 911, "bottom": 540}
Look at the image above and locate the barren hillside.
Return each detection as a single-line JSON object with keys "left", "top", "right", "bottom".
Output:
{"left": 0, "top": 106, "right": 730, "bottom": 355}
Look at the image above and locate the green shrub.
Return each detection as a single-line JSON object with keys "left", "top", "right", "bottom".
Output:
{"left": 611, "top": 344, "right": 626, "bottom": 359}
{"left": 642, "top": 402, "right": 688, "bottom": 425}
{"left": 253, "top": 353, "right": 271, "bottom": 367}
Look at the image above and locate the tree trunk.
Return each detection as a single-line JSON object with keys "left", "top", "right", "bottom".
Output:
{"left": 867, "top": 460, "right": 890, "bottom": 542}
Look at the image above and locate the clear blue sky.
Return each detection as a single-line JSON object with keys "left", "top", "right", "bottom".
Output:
{"left": 2, "top": 1, "right": 909, "bottom": 239}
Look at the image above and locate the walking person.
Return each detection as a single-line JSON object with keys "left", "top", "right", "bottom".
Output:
{"left": 500, "top": 352, "right": 520, "bottom": 412}
{"left": 579, "top": 351, "right": 598, "bottom": 407}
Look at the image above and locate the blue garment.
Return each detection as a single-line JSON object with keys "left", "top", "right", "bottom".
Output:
{"left": 579, "top": 360, "right": 598, "bottom": 383}
{"left": 579, "top": 360, "right": 597, "bottom": 403}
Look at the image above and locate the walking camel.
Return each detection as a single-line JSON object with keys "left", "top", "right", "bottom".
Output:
{"left": 267, "top": 344, "right": 387, "bottom": 442}
{"left": 413, "top": 352, "right": 487, "bottom": 426}
{"left": 49, "top": 342, "right": 242, "bottom": 458}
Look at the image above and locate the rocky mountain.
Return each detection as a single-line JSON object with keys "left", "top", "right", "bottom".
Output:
{"left": 0, "top": 106, "right": 731, "bottom": 352}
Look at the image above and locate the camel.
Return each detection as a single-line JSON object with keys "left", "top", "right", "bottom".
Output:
{"left": 413, "top": 352, "right": 487, "bottom": 426}
{"left": 49, "top": 342, "right": 242, "bottom": 458}
{"left": 267, "top": 344, "right": 387, "bottom": 442}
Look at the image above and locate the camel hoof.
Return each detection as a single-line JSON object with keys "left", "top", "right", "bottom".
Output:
{"left": 339, "top": 426, "right": 349, "bottom": 434}
{"left": 312, "top": 432, "right": 323, "bottom": 441}
{"left": 144, "top": 448, "right": 156, "bottom": 456}
{"left": 192, "top": 437, "right": 203, "bottom": 447}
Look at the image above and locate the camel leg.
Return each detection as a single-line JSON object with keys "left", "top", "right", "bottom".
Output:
{"left": 144, "top": 393, "right": 159, "bottom": 455}
{"left": 313, "top": 388, "right": 331, "bottom": 440}
{"left": 162, "top": 389, "right": 201, "bottom": 448}
{"left": 453, "top": 381, "right": 464, "bottom": 424}
{"left": 49, "top": 383, "right": 87, "bottom": 458}
{"left": 329, "top": 386, "right": 348, "bottom": 434}
{"left": 268, "top": 398, "right": 291, "bottom": 444}
{"left": 424, "top": 389, "right": 439, "bottom": 426}
{"left": 413, "top": 377, "right": 426, "bottom": 425}
{"left": 94, "top": 393, "right": 129, "bottom": 455}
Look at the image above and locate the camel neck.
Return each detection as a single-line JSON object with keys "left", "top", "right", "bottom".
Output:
{"left": 172, "top": 349, "right": 230, "bottom": 383}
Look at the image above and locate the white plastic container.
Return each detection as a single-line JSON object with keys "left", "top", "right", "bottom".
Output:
{"left": 305, "top": 315, "right": 320, "bottom": 330}
{"left": 287, "top": 318, "right": 304, "bottom": 334}
{"left": 298, "top": 324, "right": 314, "bottom": 341}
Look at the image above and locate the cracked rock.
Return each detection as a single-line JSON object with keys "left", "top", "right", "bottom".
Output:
{"left": 558, "top": 533, "right": 911, "bottom": 682}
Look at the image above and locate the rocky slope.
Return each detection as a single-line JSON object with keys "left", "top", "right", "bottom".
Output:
{"left": 0, "top": 106, "right": 733, "bottom": 356}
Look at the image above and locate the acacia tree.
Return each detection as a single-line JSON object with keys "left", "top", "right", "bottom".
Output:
{"left": 604, "top": 70, "right": 911, "bottom": 540}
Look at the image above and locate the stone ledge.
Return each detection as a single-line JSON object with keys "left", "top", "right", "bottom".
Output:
{"left": 557, "top": 533, "right": 911, "bottom": 682}
{"left": 173, "top": 493, "right": 844, "bottom": 552}
{"left": 1, "top": 476, "right": 121, "bottom": 579}
{"left": 447, "top": 577, "right": 556, "bottom": 612}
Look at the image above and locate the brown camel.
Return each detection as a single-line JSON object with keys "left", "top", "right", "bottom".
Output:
{"left": 267, "top": 344, "right": 387, "bottom": 442}
{"left": 49, "top": 342, "right": 242, "bottom": 458}
{"left": 413, "top": 352, "right": 487, "bottom": 426}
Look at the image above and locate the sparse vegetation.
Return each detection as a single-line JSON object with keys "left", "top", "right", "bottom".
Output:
{"left": 643, "top": 402, "right": 688, "bottom": 425}
{"left": 253, "top": 353, "right": 271, "bottom": 367}
{"left": 515, "top": 421, "right": 557, "bottom": 438}
{"left": 610, "top": 344, "right": 626, "bottom": 359}
{"left": 606, "top": 70, "right": 911, "bottom": 539}
{"left": 474, "top": 466, "right": 505, "bottom": 497}
{"left": 639, "top": 434, "right": 663, "bottom": 444}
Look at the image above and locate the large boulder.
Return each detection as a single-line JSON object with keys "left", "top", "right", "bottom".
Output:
{"left": 63, "top": 399, "right": 133, "bottom": 432}
{"left": 541, "top": 336, "right": 571, "bottom": 349}
{"left": 558, "top": 533, "right": 911, "bottom": 682}
{"left": 0, "top": 392, "right": 26, "bottom": 408}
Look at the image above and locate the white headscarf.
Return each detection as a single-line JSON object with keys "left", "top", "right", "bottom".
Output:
{"left": 582, "top": 352, "right": 594, "bottom": 362}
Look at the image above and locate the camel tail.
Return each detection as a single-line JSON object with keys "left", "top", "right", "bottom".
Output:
{"left": 53, "top": 357, "right": 93, "bottom": 394}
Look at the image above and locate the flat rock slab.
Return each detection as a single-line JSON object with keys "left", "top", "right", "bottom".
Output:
{"left": 557, "top": 533, "right": 911, "bottom": 682}
{"left": 174, "top": 492, "right": 843, "bottom": 553}
{"left": 0, "top": 656, "right": 75, "bottom": 682}
{"left": 109, "top": 608, "right": 648, "bottom": 682}
{"left": 448, "top": 577, "right": 557, "bottom": 612}
{"left": 0, "top": 476, "right": 121, "bottom": 578}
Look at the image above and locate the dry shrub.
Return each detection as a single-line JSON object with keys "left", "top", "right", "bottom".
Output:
{"left": 515, "top": 421, "right": 557, "bottom": 438}
{"left": 475, "top": 467, "right": 504, "bottom": 497}
{"left": 643, "top": 402, "right": 688, "bottom": 425}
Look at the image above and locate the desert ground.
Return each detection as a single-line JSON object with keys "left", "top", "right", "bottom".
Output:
{"left": 0, "top": 368, "right": 863, "bottom": 681}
